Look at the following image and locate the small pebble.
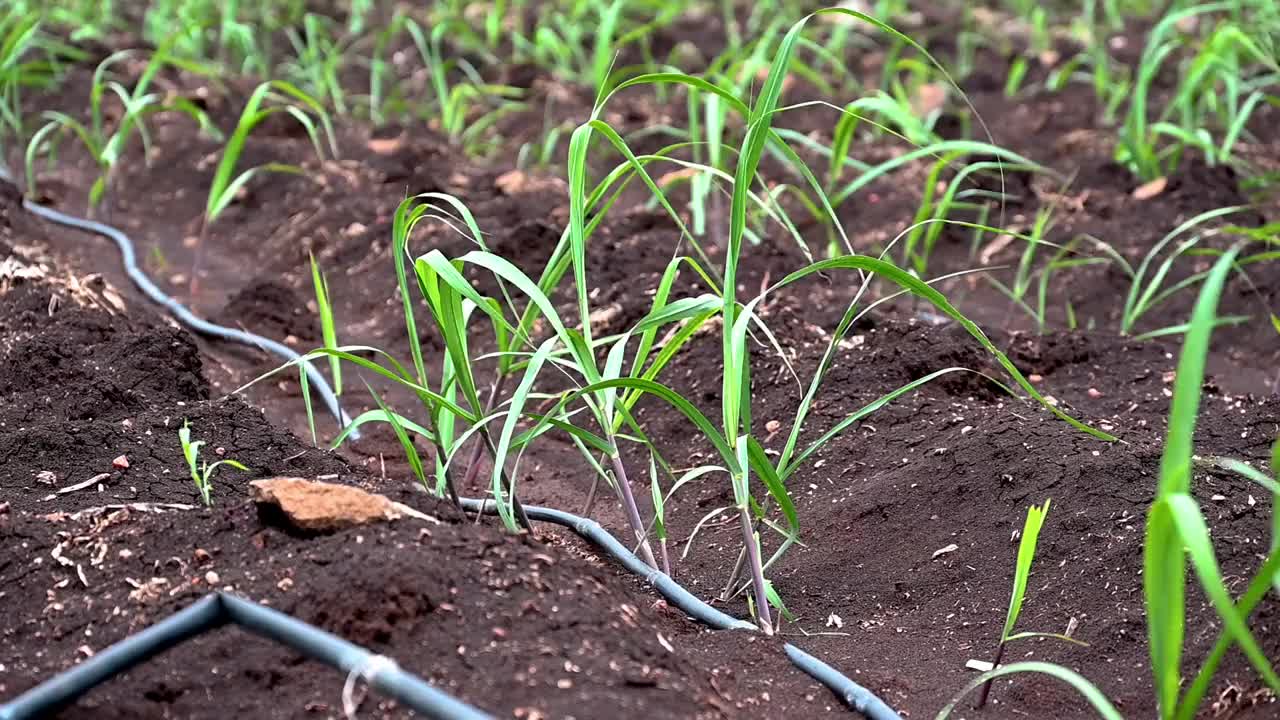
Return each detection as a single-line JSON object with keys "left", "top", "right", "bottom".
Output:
{"left": 112, "top": 455, "right": 130, "bottom": 470}
{"left": 204, "top": 571, "right": 220, "bottom": 585}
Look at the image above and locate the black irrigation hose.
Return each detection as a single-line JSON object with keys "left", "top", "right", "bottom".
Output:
{"left": 0, "top": 167, "right": 356, "bottom": 439}
{"left": 1, "top": 170, "right": 900, "bottom": 720}
{"left": 460, "top": 498, "right": 905, "bottom": 720}
{"left": 0, "top": 592, "right": 492, "bottom": 720}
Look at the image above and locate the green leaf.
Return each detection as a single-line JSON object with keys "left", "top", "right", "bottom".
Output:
{"left": 1176, "top": 549, "right": 1280, "bottom": 720}
{"left": 1166, "top": 493, "right": 1280, "bottom": 693}
{"left": 309, "top": 253, "right": 341, "bottom": 396}
{"left": 1145, "top": 498, "right": 1185, "bottom": 718}
{"left": 745, "top": 436, "right": 798, "bottom": 535}
{"left": 1159, "top": 246, "right": 1240, "bottom": 495}
{"left": 331, "top": 408, "right": 437, "bottom": 449}
{"left": 772, "top": 256, "right": 1114, "bottom": 441}
{"left": 489, "top": 336, "right": 558, "bottom": 530}
{"left": 1002, "top": 499, "right": 1051, "bottom": 642}
{"left": 366, "top": 382, "right": 430, "bottom": 491}
{"left": 936, "top": 662, "right": 1123, "bottom": 720}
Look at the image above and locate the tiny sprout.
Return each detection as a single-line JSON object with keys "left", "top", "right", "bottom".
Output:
{"left": 179, "top": 420, "right": 249, "bottom": 506}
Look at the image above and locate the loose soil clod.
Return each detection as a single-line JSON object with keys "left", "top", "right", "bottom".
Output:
{"left": 248, "top": 476, "right": 439, "bottom": 532}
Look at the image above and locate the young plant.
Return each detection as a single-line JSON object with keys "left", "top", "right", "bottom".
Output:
{"left": 1118, "top": 2, "right": 1280, "bottom": 179}
{"left": 192, "top": 80, "right": 334, "bottom": 294}
{"left": 975, "top": 500, "right": 1088, "bottom": 707}
{"left": 511, "top": 0, "right": 678, "bottom": 92}
{"left": 0, "top": 14, "right": 80, "bottom": 155}
{"left": 179, "top": 420, "right": 249, "bottom": 506}
{"left": 282, "top": 13, "right": 350, "bottom": 116}
{"left": 24, "top": 46, "right": 218, "bottom": 213}
{"left": 1118, "top": 206, "right": 1247, "bottom": 336}
{"left": 1143, "top": 245, "right": 1280, "bottom": 720}
{"left": 250, "top": 6, "right": 1114, "bottom": 644}
{"left": 901, "top": 153, "right": 1049, "bottom": 277}
{"left": 1004, "top": 56, "right": 1029, "bottom": 97}
{"left": 987, "top": 204, "right": 1057, "bottom": 322}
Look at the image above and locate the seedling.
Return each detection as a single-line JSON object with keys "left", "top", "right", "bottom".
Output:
{"left": 282, "top": 13, "right": 349, "bottom": 116}
{"left": 902, "top": 153, "right": 1048, "bottom": 277}
{"left": 987, "top": 204, "right": 1057, "bottom": 323}
{"left": 404, "top": 18, "right": 524, "bottom": 154}
{"left": 203, "top": 80, "right": 334, "bottom": 227}
{"left": 24, "top": 45, "right": 219, "bottom": 213}
{"left": 975, "top": 500, "right": 1088, "bottom": 707}
{"left": 1119, "top": 206, "right": 1247, "bottom": 337}
{"left": 0, "top": 14, "right": 82, "bottom": 155}
{"left": 247, "top": 4, "right": 1114, "bottom": 642}
{"left": 1004, "top": 56, "right": 1029, "bottom": 97}
{"left": 192, "top": 79, "right": 334, "bottom": 295}
{"left": 552, "top": 8, "right": 1112, "bottom": 634}
{"left": 510, "top": 0, "right": 677, "bottom": 92}
{"left": 179, "top": 420, "right": 249, "bottom": 506}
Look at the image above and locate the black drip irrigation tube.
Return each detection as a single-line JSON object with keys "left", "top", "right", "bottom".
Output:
{"left": 1, "top": 171, "right": 903, "bottom": 720}
{"left": 0, "top": 592, "right": 492, "bottom": 720}
{"left": 460, "top": 499, "right": 904, "bottom": 720}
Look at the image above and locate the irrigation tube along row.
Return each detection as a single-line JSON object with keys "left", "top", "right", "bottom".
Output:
{"left": 461, "top": 499, "right": 906, "bottom": 720}
{"left": 1, "top": 174, "right": 904, "bottom": 720}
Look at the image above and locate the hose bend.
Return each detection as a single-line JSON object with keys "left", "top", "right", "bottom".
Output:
{"left": 0, "top": 592, "right": 490, "bottom": 720}
{"left": 460, "top": 498, "right": 904, "bottom": 720}
{"left": 0, "top": 170, "right": 355, "bottom": 438}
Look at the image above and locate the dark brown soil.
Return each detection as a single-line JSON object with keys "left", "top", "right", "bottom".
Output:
{"left": 5, "top": 4, "right": 1280, "bottom": 720}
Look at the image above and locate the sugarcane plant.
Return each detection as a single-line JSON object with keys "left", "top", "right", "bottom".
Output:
{"left": 546, "top": 7, "right": 1113, "bottom": 633}
{"left": 191, "top": 79, "right": 334, "bottom": 296}
{"left": 404, "top": 17, "right": 525, "bottom": 155}
{"left": 24, "top": 43, "right": 220, "bottom": 214}
{"left": 974, "top": 499, "right": 1089, "bottom": 708}
{"left": 309, "top": 252, "right": 341, "bottom": 399}
{"left": 1118, "top": 1, "right": 1280, "bottom": 180}
{"left": 0, "top": 13, "right": 82, "bottom": 158}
